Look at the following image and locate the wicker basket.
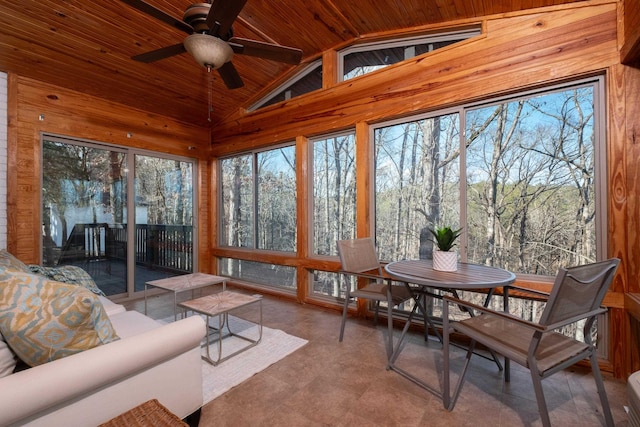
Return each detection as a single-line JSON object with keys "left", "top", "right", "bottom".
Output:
{"left": 98, "top": 399, "right": 188, "bottom": 427}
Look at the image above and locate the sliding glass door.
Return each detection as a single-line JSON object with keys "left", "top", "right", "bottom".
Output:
{"left": 41, "top": 136, "right": 196, "bottom": 297}
{"left": 42, "top": 139, "right": 128, "bottom": 294}
{"left": 134, "top": 155, "right": 195, "bottom": 291}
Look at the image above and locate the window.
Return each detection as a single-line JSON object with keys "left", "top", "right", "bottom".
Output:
{"left": 250, "top": 60, "right": 323, "bottom": 111}
{"left": 220, "top": 145, "right": 297, "bottom": 250}
{"left": 42, "top": 136, "right": 196, "bottom": 297}
{"left": 374, "top": 112, "right": 461, "bottom": 262}
{"left": 465, "top": 85, "right": 602, "bottom": 274}
{"left": 311, "top": 131, "right": 356, "bottom": 256}
{"left": 340, "top": 29, "right": 479, "bottom": 81}
{"left": 219, "top": 257, "right": 296, "bottom": 293}
{"left": 374, "top": 78, "right": 604, "bottom": 276}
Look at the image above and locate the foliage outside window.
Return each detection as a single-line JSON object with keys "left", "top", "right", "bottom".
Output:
{"left": 375, "top": 113, "right": 461, "bottom": 262}
{"left": 312, "top": 131, "right": 356, "bottom": 256}
{"left": 219, "top": 257, "right": 296, "bottom": 293}
{"left": 465, "top": 87, "right": 599, "bottom": 274}
{"left": 374, "top": 80, "right": 602, "bottom": 276}
{"left": 220, "top": 145, "right": 296, "bottom": 251}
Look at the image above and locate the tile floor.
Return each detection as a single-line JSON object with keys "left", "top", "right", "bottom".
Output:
{"left": 129, "top": 288, "right": 630, "bottom": 427}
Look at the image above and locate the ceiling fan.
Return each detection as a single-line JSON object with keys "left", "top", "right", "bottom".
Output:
{"left": 121, "top": 0, "right": 303, "bottom": 89}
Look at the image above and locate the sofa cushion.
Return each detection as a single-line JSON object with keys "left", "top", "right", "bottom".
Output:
{"left": 98, "top": 295, "right": 127, "bottom": 317}
{"left": 0, "top": 332, "right": 17, "bottom": 378}
{"left": 0, "top": 271, "right": 119, "bottom": 367}
{"left": 0, "top": 249, "right": 31, "bottom": 273}
{"left": 109, "top": 310, "right": 162, "bottom": 338}
{"left": 28, "top": 264, "right": 106, "bottom": 296}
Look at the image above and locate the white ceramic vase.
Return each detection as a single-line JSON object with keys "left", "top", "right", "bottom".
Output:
{"left": 432, "top": 250, "right": 458, "bottom": 272}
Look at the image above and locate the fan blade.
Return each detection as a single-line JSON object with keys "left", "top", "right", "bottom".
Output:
{"left": 217, "top": 62, "right": 244, "bottom": 89}
{"left": 229, "top": 38, "right": 302, "bottom": 64}
{"left": 120, "top": 0, "right": 193, "bottom": 34}
{"left": 206, "top": 0, "right": 248, "bottom": 39}
{"left": 132, "top": 43, "right": 186, "bottom": 63}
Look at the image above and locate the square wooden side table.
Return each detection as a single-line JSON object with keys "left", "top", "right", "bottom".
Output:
{"left": 178, "top": 291, "right": 262, "bottom": 365}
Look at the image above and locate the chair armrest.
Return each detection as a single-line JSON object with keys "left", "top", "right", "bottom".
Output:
{"left": 544, "top": 307, "right": 608, "bottom": 331}
{"left": 338, "top": 269, "right": 389, "bottom": 282}
{"left": 504, "top": 284, "right": 550, "bottom": 299}
{"left": 443, "top": 294, "right": 546, "bottom": 332}
{"left": 444, "top": 295, "right": 608, "bottom": 333}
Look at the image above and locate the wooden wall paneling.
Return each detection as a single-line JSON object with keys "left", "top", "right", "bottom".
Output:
{"left": 8, "top": 76, "right": 210, "bottom": 269}
{"left": 322, "top": 50, "right": 338, "bottom": 90}
{"left": 6, "top": 73, "right": 19, "bottom": 257}
{"left": 624, "top": 64, "right": 640, "bottom": 295}
{"left": 209, "top": 156, "right": 219, "bottom": 275}
{"left": 210, "top": 3, "right": 618, "bottom": 153}
{"left": 621, "top": 0, "right": 640, "bottom": 66}
{"left": 623, "top": 64, "right": 640, "bottom": 375}
{"left": 197, "top": 157, "right": 211, "bottom": 274}
{"left": 296, "top": 135, "right": 310, "bottom": 303}
{"left": 607, "top": 58, "right": 630, "bottom": 377}
{"left": 355, "top": 121, "right": 372, "bottom": 317}
{"left": 626, "top": 293, "right": 640, "bottom": 373}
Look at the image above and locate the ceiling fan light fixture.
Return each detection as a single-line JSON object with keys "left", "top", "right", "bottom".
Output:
{"left": 183, "top": 34, "right": 233, "bottom": 69}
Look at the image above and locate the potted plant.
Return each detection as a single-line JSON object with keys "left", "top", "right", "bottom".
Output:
{"left": 429, "top": 226, "right": 462, "bottom": 271}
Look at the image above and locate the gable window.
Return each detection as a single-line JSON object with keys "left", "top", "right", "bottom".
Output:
{"left": 340, "top": 28, "right": 480, "bottom": 81}
{"left": 250, "top": 60, "right": 323, "bottom": 111}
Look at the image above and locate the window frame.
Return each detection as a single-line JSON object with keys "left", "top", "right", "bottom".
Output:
{"left": 371, "top": 75, "right": 607, "bottom": 276}
{"left": 40, "top": 133, "right": 198, "bottom": 299}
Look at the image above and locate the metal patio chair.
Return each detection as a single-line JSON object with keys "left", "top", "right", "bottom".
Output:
{"left": 337, "top": 238, "right": 412, "bottom": 359}
{"left": 443, "top": 258, "right": 620, "bottom": 427}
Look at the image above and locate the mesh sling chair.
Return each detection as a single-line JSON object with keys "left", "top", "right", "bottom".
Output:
{"left": 442, "top": 258, "right": 620, "bottom": 427}
{"left": 337, "top": 238, "right": 412, "bottom": 359}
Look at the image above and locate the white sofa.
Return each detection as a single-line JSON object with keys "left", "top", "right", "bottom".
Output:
{"left": 0, "top": 296, "right": 207, "bottom": 427}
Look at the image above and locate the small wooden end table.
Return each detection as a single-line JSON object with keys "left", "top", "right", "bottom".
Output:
{"left": 178, "top": 291, "right": 263, "bottom": 365}
{"left": 145, "top": 273, "right": 228, "bottom": 321}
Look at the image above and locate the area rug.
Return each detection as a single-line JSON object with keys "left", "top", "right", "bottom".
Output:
{"left": 159, "top": 315, "right": 308, "bottom": 404}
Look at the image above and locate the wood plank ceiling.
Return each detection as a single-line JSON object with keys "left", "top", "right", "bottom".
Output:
{"left": 0, "top": 0, "right": 588, "bottom": 128}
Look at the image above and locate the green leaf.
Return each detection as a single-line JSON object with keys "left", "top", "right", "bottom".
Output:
{"left": 428, "top": 226, "right": 463, "bottom": 252}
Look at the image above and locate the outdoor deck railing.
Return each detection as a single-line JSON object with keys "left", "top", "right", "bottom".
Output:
{"left": 55, "top": 223, "right": 193, "bottom": 273}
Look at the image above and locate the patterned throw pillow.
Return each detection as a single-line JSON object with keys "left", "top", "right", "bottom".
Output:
{"left": 0, "top": 270, "right": 119, "bottom": 367}
{"left": 28, "top": 265, "right": 106, "bottom": 296}
{"left": 0, "top": 249, "right": 31, "bottom": 273}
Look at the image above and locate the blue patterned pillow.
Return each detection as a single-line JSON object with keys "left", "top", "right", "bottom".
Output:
{"left": 28, "top": 265, "right": 105, "bottom": 297}
{"left": 0, "top": 250, "right": 31, "bottom": 273}
{"left": 0, "top": 270, "right": 119, "bottom": 367}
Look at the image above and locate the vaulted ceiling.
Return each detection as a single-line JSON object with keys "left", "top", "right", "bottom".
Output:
{"left": 0, "top": 0, "right": 589, "bottom": 127}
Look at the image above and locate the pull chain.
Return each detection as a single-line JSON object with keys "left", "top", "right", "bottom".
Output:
{"left": 207, "top": 65, "right": 213, "bottom": 123}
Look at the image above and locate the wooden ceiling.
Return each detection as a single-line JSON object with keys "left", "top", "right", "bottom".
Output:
{"left": 0, "top": 0, "right": 589, "bottom": 128}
